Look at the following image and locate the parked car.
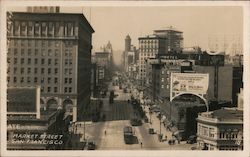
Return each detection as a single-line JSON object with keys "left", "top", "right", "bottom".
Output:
{"left": 187, "top": 135, "right": 197, "bottom": 144}
{"left": 86, "top": 141, "right": 96, "bottom": 150}
{"left": 130, "top": 118, "right": 142, "bottom": 126}
{"left": 148, "top": 128, "right": 154, "bottom": 134}
{"left": 144, "top": 116, "right": 149, "bottom": 123}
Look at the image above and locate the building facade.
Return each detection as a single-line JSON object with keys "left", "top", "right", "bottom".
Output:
{"left": 196, "top": 108, "right": 243, "bottom": 150}
{"left": 7, "top": 12, "right": 94, "bottom": 122}
{"left": 153, "top": 27, "right": 183, "bottom": 53}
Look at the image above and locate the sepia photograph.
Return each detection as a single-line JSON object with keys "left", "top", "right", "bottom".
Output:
{"left": 0, "top": 1, "right": 249, "bottom": 157}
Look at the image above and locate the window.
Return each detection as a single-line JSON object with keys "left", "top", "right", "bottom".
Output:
{"left": 34, "top": 68, "right": 37, "bottom": 74}
{"left": 27, "top": 77, "right": 31, "bottom": 83}
{"left": 64, "top": 69, "right": 68, "bottom": 75}
{"left": 161, "top": 85, "right": 164, "bottom": 89}
{"left": 41, "top": 87, "right": 44, "bottom": 93}
{"left": 35, "top": 40, "right": 38, "bottom": 47}
{"left": 34, "top": 77, "right": 38, "bottom": 83}
{"left": 21, "top": 58, "right": 24, "bottom": 64}
{"left": 54, "top": 87, "right": 58, "bottom": 93}
{"left": 55, "top": 22, "right": 60, "bottom": 36}
{"left": 54, "top": 68, "right": 58, "bottom": 74}
{"left": 41, "top": 22, "right": 47, "bottom": 36}
{"left": 69, "top": 59, "right": 72, "bottom": 65}
{"left": 41, "top": 49, "right": 45, "bottom": 56}
{"left": 28, "top": 49, "right": 32, "bottom": 55}
{"left": 69, "top": 78, "right": 72, "bottom": 84}
{"left": 48, "top": 49, "right": 52, "bottom": 56}
{"left": 161, "top": 78, "right": 164, "bottom": 82}
{"left": 14, "top": 49, "right": 18, "bottom": 55}
{"left": 54, "top": 77, "right": 58, "bottom": 84}
{"left": 48, "top": 77, "right": 51, "bottom": 83}
{"left": 55, "top": 49, "right": 59, "bottom": 56}
{"left": 34, "top": 58, "right": 38, "bottom": 64}
{"left": 20, "top": 22, "right": 26, "bottom": 36}
{"left": 21, "top": 77, "right": 24, "bottom": 83}
{"left": 27, "top": 68, "right": 31, "bottom": 74}
{"left": 64, "top": 78, "right": 68, "bottom": 84}
{"left": 14, "top": 58, "right": 17, "bottom": 64}
{"left": 35, "top": 49, "right": 38, "bottom": 56}
{"left": 28, "top": 58, "right": 31, "bottom": 64}
{"left": 48, "top": 58, "right": 52, "bottom": 65}
{"left": 41, "top": 68, "right": 44, "bottom": 74}
{"left": 54, "top": 59, "right": 58, "bottom": 65}
{"left": 55, "top": 41, "right": 59, "bottom": 47}
{"left": 41, "top": 41, "right": 45, "bottom": 47}
{"left": 21, "top": 49, "right": 24, "bottom": 56}
{"left": 14, "top": 67, "right": 17, "bottom": 74}
{"left": 67, "top": 22, "right": 73, "bottom": 36}
{"left": 41, "top": 77, "right": 44, "bottom": 83}
{"left": 47, "top": 87, "right": 51, "bottom": 93}
{"left": 69, "top": 87, "right": 72, "bottom": 93}
{"left": 69, "top": 69, "right": 72, "bottom": 75}
{"left": 20, "top": 68, "right": 24, "bottom": 74}
{"left": 27, "top": 22, "right": 33, "bottom": 36}
{"left": 65, "top": 59, "right": 68, "bottom": 65}
{"left": 14, "top": 77, "right": 17, "bottom": 83}
{"left": 64, "top": 87, "right": 67, "bottom": 93}
{"left": 14, "top": 21, "right": 20, "bottom": 36}
{"left": 34, "top": 22, "right": 40, "bottom": 36}
{"left": 48, "top": 68, "right": 51, "bottom": 74}
{"left": 21, "top": 40, "right": 25, "bottom": 47}
{"left": 48, "top": 22, "right": 54, "bottom": 37}
{"left": 41, "top": 58, "right": 45, "bottom": 64}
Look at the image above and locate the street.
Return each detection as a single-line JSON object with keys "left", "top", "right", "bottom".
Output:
{"left": 74, "top": 76, "right": 195, "bottom": 150}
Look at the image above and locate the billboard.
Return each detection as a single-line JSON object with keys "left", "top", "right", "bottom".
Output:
{"left": 170, "top": 73, "right": 209, "bottom": 101}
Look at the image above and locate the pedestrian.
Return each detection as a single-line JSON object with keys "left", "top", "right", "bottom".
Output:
{"left": 104, "top": 130, "right": 107, "bottom": 136}
{"left": 140, "top": 142, "right": 143, "bottom": 148}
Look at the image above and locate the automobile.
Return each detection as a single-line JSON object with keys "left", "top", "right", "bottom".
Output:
{"left": 86, "top": 141, "right": 96, "bottom": 150}
{"left": 148, "top": 128, "right": 154, "bottom": 134}
{"left": 187, "top": 135, "right": 197, "bottom": 144}
{"left": 130, "top": 118, "right": 142, "bottom": 126}
{"left": 144, "top": 116, "right": 149, "bottom": 123}
{"left": 152, "top": 107, "right": 161, "bottom": 113}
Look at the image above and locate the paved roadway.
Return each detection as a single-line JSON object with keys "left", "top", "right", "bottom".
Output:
{"left": 75, "top": 78, "right": 195, "bottom": 150}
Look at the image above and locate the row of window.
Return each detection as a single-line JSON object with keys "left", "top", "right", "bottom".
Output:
{"left": 219, "top": 132, "right": 239, "bottom": 139}
{"left": 40, "top": 86, "right": 73, "bottom": 93}
{"left": 140, "top": 45, "right": 159, "bottom": 49}
{"left": 8, "top": 76, "right": 73, "bottom": 84}
{"left": 11, "top": 21, "right": 75, "bottom": 37}
{"left": 10, "top": 40, "right": 61, "bottom": 47}
{"left": 140, "top": 53, "right": 155, "bottom": 57}
{"left": 8, "top": 67, "right": 73, "bottom": 75}
{"left": 10, "top": 48, "right": 60, "bottom": 57}
{"left": 8, "top": 58, "right": 59, "bottom": 65}
{"left": 8, "top": 58, "right": 73, "bottom": 66}
{"left": 140, "top": 40, "right": 159, "bottom": 44}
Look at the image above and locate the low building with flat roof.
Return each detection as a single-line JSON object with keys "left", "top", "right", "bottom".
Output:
{"left": 196, "top": 107, "right": 243, "bottom": 150}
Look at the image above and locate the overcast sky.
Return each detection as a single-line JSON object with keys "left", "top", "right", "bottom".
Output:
{"left": 8, "top": 6, "right": 243, "bottom": 64}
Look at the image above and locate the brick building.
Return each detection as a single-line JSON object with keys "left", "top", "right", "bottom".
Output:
{"left": 7, "top": 12, "right": 94, "bottom": 122}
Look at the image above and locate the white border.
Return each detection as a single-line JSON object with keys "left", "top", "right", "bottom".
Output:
{"left": 1, "top": 1, "right": 250, "bottom": 157}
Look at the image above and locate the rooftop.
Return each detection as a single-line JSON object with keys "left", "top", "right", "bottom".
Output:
{"left": 199, "top": 107, "right": 243, "bottom": 123}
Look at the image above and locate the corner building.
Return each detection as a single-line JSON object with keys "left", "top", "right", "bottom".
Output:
{"left": 7, "top": 12, "right": 94, "bottom": 122}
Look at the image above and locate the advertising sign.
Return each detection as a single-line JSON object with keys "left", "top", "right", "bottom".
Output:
{"left": 170, "top": 73, "right": 209, "bottom": 101}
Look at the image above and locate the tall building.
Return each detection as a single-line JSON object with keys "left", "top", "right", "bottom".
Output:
{"left": 125, "top": 34, "right": 131, "bottom": 52}
{"left": 153, "top": 26, "right": 183, "bottom": 53}
{"left": 7, "top": 12, "right": 94, "bottom": 122}
{"left": 138, "top": 35, "right": 166, "bottom": 86}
